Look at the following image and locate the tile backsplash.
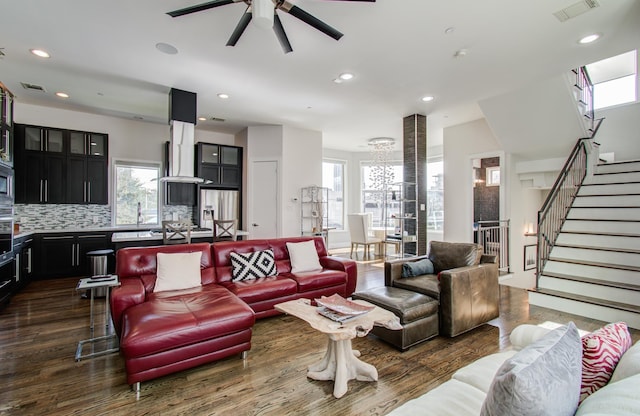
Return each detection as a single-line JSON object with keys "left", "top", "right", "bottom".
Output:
{"left": 15, "top": 204, "right": 112, "bottom": 230}
{"left": 14, "top": 204, "right": 196, "bottom": 230}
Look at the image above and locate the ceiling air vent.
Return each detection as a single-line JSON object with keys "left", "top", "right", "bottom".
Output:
{"left": 553, "top": 0, "right": 599, "bottom": 22}
{"left": 210, "top": 117, "right": 225, "bottom": 122}
{"left": 20, "top": 82, "right": 47, "bottom": 92}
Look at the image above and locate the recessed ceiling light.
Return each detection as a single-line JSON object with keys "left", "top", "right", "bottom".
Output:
{"left": 30, "top": 49, "right": 50, "bottom": 58}
{"left": 55, "top": 92, "right": 69, "bottom": 98}
{"left": 156, "top": 42, "right": 178, "bottom": 55}
{"left": 217, "top": 93, "right": 229, "bottom": 99}
{"left": 454, "top": 49, "right": 468, "bottom": 58}
{"left": 421, "top": 95, "right": 435, "bottom": 102}
{"left": 578, "top": 33, "right": 601, "bottom": 44}
{"left": 198, "top": 117, "right": 207, "bottom": 121}
{"left": 339, "top": 73, "right": 354, "bottom": 80}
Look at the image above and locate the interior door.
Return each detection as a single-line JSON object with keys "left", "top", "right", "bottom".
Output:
{"left": 250, "top": 160, "right": 278, "bottom": 239}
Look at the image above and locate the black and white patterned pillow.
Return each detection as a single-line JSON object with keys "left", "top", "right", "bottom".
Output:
{"left": 230, "top": 249, "right": 277, "bottom": 282}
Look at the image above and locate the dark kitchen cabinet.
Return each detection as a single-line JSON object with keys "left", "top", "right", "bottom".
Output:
{"left": 196, "top": 143, "right": 242, "bottom": 189}
{"left": 21, "top": 152, "right": 65, "bottom": 203}
{"left": 13, "top": 234, "right": 34, "bottom": 290}
{"left": 66, "top": 156, "right": 108, "bottom": 204}
{"left": 35, "top": 231, "right": 113, "bottom": 279}
{"left": 23, "top": 125, "right": 65, "bottom": 153}
{"left": 0, "top": 82, "right": 14, "bottom": 166}
{"left": 14, "top": 124, "right": 108, "bottom": 204}
{"left": 38, "top": 234, "right": 76, "bottom": 278}
{"left": 69, "top": 131, "right": 107, "bottom": 157}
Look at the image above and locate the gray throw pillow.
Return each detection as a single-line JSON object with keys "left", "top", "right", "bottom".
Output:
{"left": 480, "top": 322, "right": 582, "bottom": 416}
{"left": 401, "top": 258, "right": 434, "bottom": 277}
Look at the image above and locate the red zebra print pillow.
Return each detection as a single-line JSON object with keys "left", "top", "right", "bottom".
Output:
{"left": 580, "top": 322, "right": 632, "bottom": 403}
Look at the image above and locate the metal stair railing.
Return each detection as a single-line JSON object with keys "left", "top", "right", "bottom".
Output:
{"left": 476, "top": 219, "right": 510, "bottom": 273}
{"left": 536, "top": 139, "right": 589, "bottom": 287}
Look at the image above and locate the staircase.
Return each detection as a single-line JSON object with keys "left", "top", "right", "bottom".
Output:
{"left": 529, "top": 160, "right": 640, "bottom": 329}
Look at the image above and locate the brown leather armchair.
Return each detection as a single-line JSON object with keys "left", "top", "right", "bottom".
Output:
{"left": 385, "top": 241, "right": 499, "bottom": 337}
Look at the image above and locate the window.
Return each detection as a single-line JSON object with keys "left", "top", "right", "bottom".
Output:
{"left": 322, "top": 160, "right": 345, "bottom": 230}
{"left": 486, "top": 166, "right": 500, "bottom": 186}
{"left": 586, "top": 50, "right": 637, "bottom": 110}
{"left": 114, "top": 160, "right": 160, "bottom": 226}
{"left": 361, "top": 161, "right": 403, "bottom": 227}
{"left": 427, "top": 158, "right": 444, "bottom": 230}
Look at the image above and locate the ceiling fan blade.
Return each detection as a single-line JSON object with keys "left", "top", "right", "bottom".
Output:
{"left": 167, "top": 0, "right": 236, "bottom": 18}
{"left": 283, "top": 5, "right": 343, "bottom": 41}
{"left": 226, "top": 8, "right": 253, "bottom": 46}
{"left": 273, "top": 12, "right": 293, "bottom": 53}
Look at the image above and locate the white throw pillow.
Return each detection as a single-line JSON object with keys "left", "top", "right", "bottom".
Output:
{"left": 286, "top": 240, "right": 322, "bottom": 273}
{"left": 609, "top": 340, "right": 640, "bottom": 384}
{"left": 154, "top": 251, "right": 202, "bottom": 292}
{"left": 576, "top": 373, "right": 640, "bottom": 416}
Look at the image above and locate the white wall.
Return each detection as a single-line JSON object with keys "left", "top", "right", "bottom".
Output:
{"left": 246, "top": 125, "right": 284, "bottom": 238}
{"left": 444, "top": 119, "right": 501, "bottom": 242}
{"left": 444, "top": 117, "right": 547, "bottom": 287}
{"left": 244, "top": 125, "right": 322, "bottom": 239}
{"left": 282, "top": 125, "right": 322, "bottom": 237}
{"left": 596, "top": 102, "right": 640, "bottom": 161}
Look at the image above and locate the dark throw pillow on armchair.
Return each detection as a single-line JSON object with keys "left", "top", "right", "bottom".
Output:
{"left": 401, "top": 258, "right": 435, "bottom": 277}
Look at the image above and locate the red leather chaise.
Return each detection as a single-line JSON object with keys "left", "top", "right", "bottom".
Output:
{"left": 111, "top": 243, "right": 255, "bottom": 392}
{"left": 110, "top": 237, "right": 357, "bottom": 392}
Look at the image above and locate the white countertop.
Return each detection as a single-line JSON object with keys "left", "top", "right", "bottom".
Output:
{"left": 111, "top": 230, "right": 248, "bottom": 243}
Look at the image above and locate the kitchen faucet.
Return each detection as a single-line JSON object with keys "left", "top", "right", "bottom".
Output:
{"left": 137, "top": 202, "right": 143, "bottom": 227}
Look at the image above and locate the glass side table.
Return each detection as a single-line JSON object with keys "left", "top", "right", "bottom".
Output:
{"left": 75, "top": 275, "right": 120, "bottom": 361}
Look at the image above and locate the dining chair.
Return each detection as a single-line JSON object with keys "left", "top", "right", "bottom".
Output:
{"left": 213, "top": 219, "right": 238, "bottom": 242}
{"left": 162, "top": 220, "right": 192, "bottom": 245}
{"left": 347, "top": 213, "right": 382, "bottom": 258}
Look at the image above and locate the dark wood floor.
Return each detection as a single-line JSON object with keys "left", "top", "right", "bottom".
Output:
{"left": 1, "top": 254, "right": 638, "bottom": 416}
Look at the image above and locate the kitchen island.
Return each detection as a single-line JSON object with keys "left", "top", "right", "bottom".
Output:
{"left": 111, "top": 229, "right": 249, "bottom": 250}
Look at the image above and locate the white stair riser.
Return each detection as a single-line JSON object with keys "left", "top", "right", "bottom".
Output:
{"left": 556, "top": 233, "right": 640, "bottom": 250}
{"left": 596, "top": 162, "right": 640, "bottom": 174}
{"left": 567, "top": 207, "right": 640, "bottom": 220}
{"left": 551, "top": 246, "right": 640, "bottom": 267}
{"left": 528, "top": 292, "right": 640, "bottom": 330}
{"left": 573, "top": 194, "right": 640, "bottom": 207}
{"left": 544, "top": 260, "right": 640, "bottom": 286}
{"left": 579, "top": 183, "right": 639, "bottom": 195}
{"left": 562, "top": 220, "right": 640, "bottom": 234}
{"left": 587, "top": 172, "right": 640, "bottom": 184}
{"left": 538, "top": 276, "right": 640, "bottom": 307}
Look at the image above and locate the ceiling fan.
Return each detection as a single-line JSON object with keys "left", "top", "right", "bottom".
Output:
{"left": 167, "top": 0, "right": 375, "bottom": 53}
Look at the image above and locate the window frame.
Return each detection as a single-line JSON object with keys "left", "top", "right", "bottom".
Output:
{"left": 322, "top": 158, "right": 347, "bottom": 231}
{"left": 112, "top": 159, "right": 161, "bottom": 227}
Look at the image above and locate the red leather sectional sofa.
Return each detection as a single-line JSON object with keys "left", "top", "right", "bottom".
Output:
{"left": 110, "top": 236, "right": 357, "bottom": 391}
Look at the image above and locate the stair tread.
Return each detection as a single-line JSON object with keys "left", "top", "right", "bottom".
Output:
{"left": 541, "top": 271, "right": 640, "bottom": 292}
{"left": 548, "top": 257, "right": 640, "bottom": 273}
{"left": 576, "top": 193, "right": 640, "bottom": 197}
{"left": 560, "top": 230, "right": 640, "bottom": 238}
{"left": 594, "top": 170, "right": 640, "bottom": 175}
{"left": 555, "top": 243, "right": 640, "bottom": 255}
{"left": 597, "top": 159, "right": 640, "bottom": 167}
{"left": 582, "top": 181, "right": 640, "bottom": 186}
{"left": 565, "top": 218, "right": 640, "bottom": 222}
{"left": 571, "top": 206, "right": 640, "bottom": 208}
{"left": 528, "top": 288, "right": 640, "bottom": 314}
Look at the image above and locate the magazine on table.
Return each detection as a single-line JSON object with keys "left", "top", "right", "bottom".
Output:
{"left": 315, "top": 294, "right": 374, "bottom": 323}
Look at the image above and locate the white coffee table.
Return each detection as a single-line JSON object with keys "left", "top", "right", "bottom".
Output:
{"left": 275, "top": 298, "right": 401, "bottom": 398}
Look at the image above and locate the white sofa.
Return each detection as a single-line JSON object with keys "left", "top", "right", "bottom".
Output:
{"left": 388, "top": 323, "right": 640, "bottom": 416}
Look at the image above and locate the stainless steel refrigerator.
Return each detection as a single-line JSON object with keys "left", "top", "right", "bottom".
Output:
{"left": 198, "top": 189, "right": 240, "bottom": 229}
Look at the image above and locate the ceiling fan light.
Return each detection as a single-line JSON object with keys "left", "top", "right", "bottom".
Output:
{"left": 253, "top": 0, "right": 274, "bottom": 30}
